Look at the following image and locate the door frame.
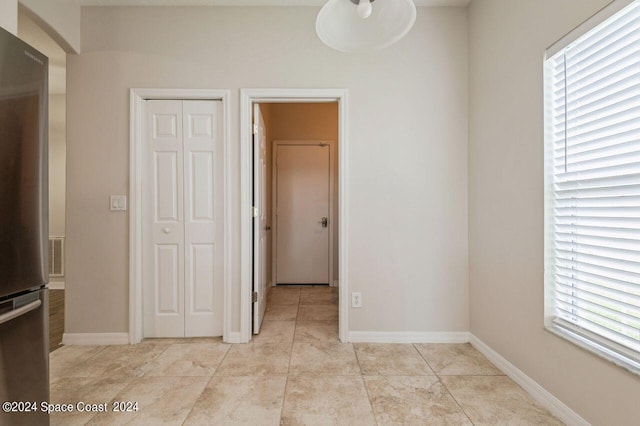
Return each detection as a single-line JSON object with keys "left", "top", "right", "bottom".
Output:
{"left": 271, "top": 140, "right": 336, "bottom": 287}
{"left": 129, "top": 88, "right": 231, "bottom": 344}
{"left": 240, "top": 88, "right": 349, "bottom": 343}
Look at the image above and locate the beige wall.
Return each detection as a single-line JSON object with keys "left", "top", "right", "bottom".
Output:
{"left": 19, "top": 0, "right": 80, "bottom": 53}
{"left": 66, "top": 6, "right": 469, "bottom": 335}
{"left": 0, "top": 0, "right": 18, "bottom": 34}
{"left": 262, "top": 103, "right": 339, "bottom": 285}
{"left": 49, "top": 94, "right": 66, "bottom": 237}
{"left": 468, "top": 0, "right": 640, "bottom": 424}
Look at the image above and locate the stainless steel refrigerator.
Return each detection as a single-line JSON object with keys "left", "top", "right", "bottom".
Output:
{"left": 0, "top": 26, "right": 50, "bottom": 426}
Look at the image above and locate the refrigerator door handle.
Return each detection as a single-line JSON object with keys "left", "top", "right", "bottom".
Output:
{"left": 0, "top": 299, "right": 41, "bottom": 325}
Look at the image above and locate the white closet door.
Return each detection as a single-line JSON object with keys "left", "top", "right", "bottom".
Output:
{"left": 143, "top": 100, "right": 223, "bottom": 338}
{"left": 143, "top": 100, "right": 185, "bottom": 338}
{"left": 183, "top": 100, "right": 223, "bottom": 337}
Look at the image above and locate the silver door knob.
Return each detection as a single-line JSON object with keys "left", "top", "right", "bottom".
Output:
{"left": 318, "top": 217, "right": 328, "bottom": 228}
{"left": 163, "top": 228, "right": 171, "bottom": 234}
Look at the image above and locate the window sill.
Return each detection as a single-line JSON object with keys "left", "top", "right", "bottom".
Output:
{"left": 545, "top": 323, "right": 640, "bottom": 378}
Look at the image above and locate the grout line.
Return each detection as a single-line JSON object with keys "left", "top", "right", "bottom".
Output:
{"left": 412, "top": 343, "right": 437, "bottom": 375}
{"left": 209, "top": 341, "right": 233, "bottom": 377}
{"left": 179, "top": 376, "right": 212, "bottom": 425}
{"left": 412, "top": 344, "right": 476, "bottom": 425}
{"left": 352, "top": 342, "right": 379, "bottom": 425}
{"left": 438, "top": 375, "right": 476, "bottom": 425}
{"left": 279, "top": 296, "right": 299, "bottom": 424}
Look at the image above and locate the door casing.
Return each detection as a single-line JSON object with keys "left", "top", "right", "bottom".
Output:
{"left": 129, "top": 88, "right": 231, "bottom": 344}
{"left": 240, "top": 89, "right": 349, "bottom": 343}
{"left": 272, "top": 140, "right": 336, "bottom": 287}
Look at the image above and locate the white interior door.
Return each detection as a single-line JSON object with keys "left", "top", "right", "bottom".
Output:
{"left": 143, "top": 100, "right": 223, "bottom": 338}
{"left": 276, "top": 143, "right": 330, "bottom": 284}
{"left": 253, "top": 104, "right": 268, "bottom": 333}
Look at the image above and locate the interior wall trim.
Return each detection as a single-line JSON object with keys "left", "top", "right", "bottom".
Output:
{"left": 62, "top": 332, "right": 129, "bottom": 346}
{"left": 348, "top": 331, "right": 469, "bottom": 343}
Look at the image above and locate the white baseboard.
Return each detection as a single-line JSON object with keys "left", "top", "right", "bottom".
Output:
{"left": 469, "top": 334, "right": 589, "bottom": 426}
{"left": 348, "top": 331, "right": 469, "bottom": 343}
{"left": 332, "top": 280, "right": 339, "bottom": 287}
{"left": 62, "top": 332, "right": 129, "bottom": 346}
{"left": 223, "top": 331, "right": 245, "bottom": 344}
{"left": 47, "top": 281, "right": 65, "bottom": 290}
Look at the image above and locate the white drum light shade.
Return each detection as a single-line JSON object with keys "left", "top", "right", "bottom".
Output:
{"left": 316, "top": 0, "right": 417, "bottom": 53}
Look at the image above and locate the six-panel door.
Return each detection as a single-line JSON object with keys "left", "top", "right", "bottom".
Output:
{"left": 143, "top": 100, "right": 223, "bottom": 338}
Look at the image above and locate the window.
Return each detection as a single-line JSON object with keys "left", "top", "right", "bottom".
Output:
{"left": 544, "top": 0, "right": 640, "bottom": 374}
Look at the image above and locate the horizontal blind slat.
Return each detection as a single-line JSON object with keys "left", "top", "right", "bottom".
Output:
{"left": 555, "top": 271, "right": 640, "bottom": 300}
{"left": 557, "top": 287, "right": 640, "bottom": 326}
{"left": 556, "top": 281, "right": 640, "bottom": 313}
{"left": 554, "top": 139, "right": 640, "bottom": 163}
{"left": 555, "top": 265, "right": 640, "bottom": 294}
{"left": 554, "top": 308, "right": 640, "bottom": 351}
{"left": 555, "top": 302, "right": 640, "bottom": 340}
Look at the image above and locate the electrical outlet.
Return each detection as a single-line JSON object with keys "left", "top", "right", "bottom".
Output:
{"left": 351, "top": 292, "right": 362, "bottom": 308}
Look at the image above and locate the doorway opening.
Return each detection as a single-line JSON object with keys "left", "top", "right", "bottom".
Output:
{"left": 252, "top": 103, "right": 339, "bottom": 339}
{"left": 240, "top": 89, "right": 349, "bottom": 343}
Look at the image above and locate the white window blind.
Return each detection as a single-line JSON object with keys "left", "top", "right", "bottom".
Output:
{"left": 545, "top": 0, "right": 640, "bottom": 371}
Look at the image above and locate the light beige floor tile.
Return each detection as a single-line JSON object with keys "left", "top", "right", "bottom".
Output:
{"left": 143, "top": 342, "right": 230, "bottom": 376}
{"left": 49, "top": 376, "right": 132, "bottom": 426}
{"left": 297, "top": 304, "right": 338, "bottom": 321}
{"left": 441, "top": 376, "right": 563, "bottom": 425}
{"left": 299, "top": 290, "right": 338, "bottom": 305}
{"left": 364, "top": 375, "right": 471, "bottom": 425}
{"left": 86, "top": 376, "right": 208, "bottom": 425}
{"left": 289, "top": 342, "right": 360, "bottom": 376}
{"left": 264, "top": 304, "right": 298, "bottom": 321}
{"left": 183, "top": 376, "right": 286, "bottom": 425}
{"left": 294, "top": 321, "right": 338, "bottom": 343}
{"left": 69, "top": 344, "right": 169, "bottom": 378}
{"left": 267, "top": 288, "right": 300, "bottom": 305}
{"left": 355, "top": 343, "right": 434, "bottom": 375}
{"left": 215, "top": 343, "right": 291, "bottom": 376}
{"left": 414, "top": 343, "right": 503, "bottom": 375}
{"left": 49, "top": 345, "right": 107, "bottom": 378}
{"left": 252, "top": 321, "right": 296, "bottom": 343}
{"left": 281, "top": 376, "right": 375, "bottom": 425}
{"left": 299, "top": 286, "right": 335, "bottom": 292}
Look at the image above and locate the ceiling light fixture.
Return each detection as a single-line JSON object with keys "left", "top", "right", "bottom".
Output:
{"left": 316, "top": 0, "right": 417, "bottom": 53}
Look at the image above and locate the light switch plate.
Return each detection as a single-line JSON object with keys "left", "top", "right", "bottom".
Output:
{"left": 110, "top": 195, "right": 127, "bottom": 211}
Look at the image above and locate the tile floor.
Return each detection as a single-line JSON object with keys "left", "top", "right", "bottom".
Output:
{"left": 49, "top": 285, "right": 562, "bottom": 425}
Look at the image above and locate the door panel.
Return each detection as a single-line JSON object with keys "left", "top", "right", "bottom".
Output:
{"left": 190, "top": 243, "right": 215, "bottom": 312}
{"left": 143, "top": 100, "right": 223, "bottom": 338}
{"left": 253, "top": 104, "right": 268, "bottom": 334}
{"left": 190, "top": 152, "right": 214, "bottom": 221}
{"left": 155, "top": 152, "right": 179, "bottom": 221}
{"left": 183, "top": 100, "right": 223, "bottom": 337}
{"left": 144, "top": 100, "right": 185, "bottom": 338}
{"left": 276, "top": 144, "right": 330, "bottom": 284}
{"left": 156, "top": 244, "right": 180, "bottom": 313}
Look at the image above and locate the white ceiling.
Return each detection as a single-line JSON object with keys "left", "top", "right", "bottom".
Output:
{"left": 79, "top": 0, "right": 471, "bottom": 7}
